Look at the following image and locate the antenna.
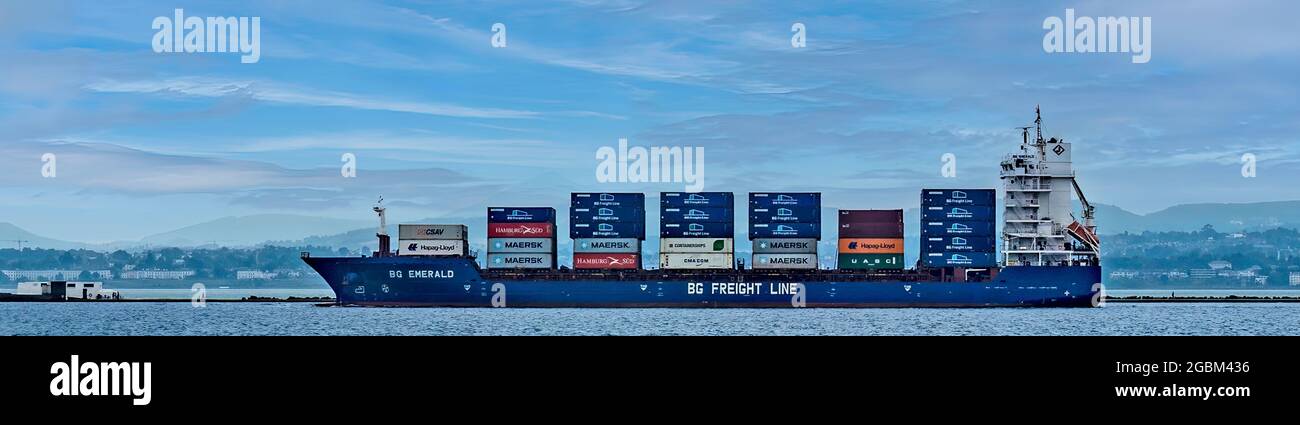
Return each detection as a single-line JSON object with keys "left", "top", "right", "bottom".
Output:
{"left": 1034, "top": 105, "right": 1044, "bottom": 144}
{"left": 1016, "top": 126, "right": 1032, "bottom": 145}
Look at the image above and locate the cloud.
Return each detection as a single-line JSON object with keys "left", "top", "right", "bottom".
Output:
{"left": 84, "top": 77, "right": 542, "bottom": 119}
{"left": 0, "top": 140, "right": 504, "bottom": 211}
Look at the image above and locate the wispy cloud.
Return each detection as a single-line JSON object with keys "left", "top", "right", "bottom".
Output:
{"left": 84, "top": 77, "right": 542, "bottom": 119}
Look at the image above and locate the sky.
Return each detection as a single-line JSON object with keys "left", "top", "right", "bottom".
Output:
{"left": 1, "top": 0, "right": 1297, "bottom": 243}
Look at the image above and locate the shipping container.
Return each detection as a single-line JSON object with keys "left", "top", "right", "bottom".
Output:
{"left": 661, "top": 192, "right": 734, "bottom": 208}
{"left": 752, "top": 254, "right": 818, "bottom": 269}
{"left": 571, "top": 192, "right": 645, "bottom": 208}
{"left": 838, "top": 209, "right": 903, "bottom": 224}
{"left": 660, "top": 207, "right": 733, "bottom": 223}
{"left": 837, "top": 238, "right": 905, "bottom": 254}
{"left": 486, "top": 253, "right": 554, "bottom": 269}
{"left": 923, "top": 236, "right": 996, "bottom": 253}
{"left": 570, "top": 222, "right": 645, "bottom": 239}
{"left": 920, "top": 221, "right": 995, "bottom": 236}
{"left": 660, "top": 238, "right": 733, "bottom": 253}
{"left": 573, "top": 253, "right": 640, "bottom": 270}
{"left": 921, "top": 206, "right": 995, "bottom": 221}
{"left": 661, "top": 222, "right": 735, "bottom": 238}
{"left": 837, "top": 254, "right": 905, "bottom": 270}
{"left": 748, "top": 205, "right": 821, "bottom": 224}
{"left": 397, "top": 224, "right": 467, "bottom": 240}
{"left": 487, "top": 238, "right": 554, "bottom": 253}
{"left": 573, "top": 238, "right": 641, "bottom": 254}
{"left": 749, "top": 222, "right": 820, "bottom": 239}
{"left": 487, "top": 207, "right": 556, "bottom": 223}
{"left": 397, "top": 239, "right": 466, "bottom": 256}
{"left": 488, "top": 222, "right": 555, "bottom": 238}
{"left": 922, "top": 252, "right": 997, "bottom": 268}
{"left": 659, "top": 253, "right": 734, "bottom": 270}
{"left": 837, "top": 222, "right": 904, "bottom": 238}
{"left": 749, "top": 192, "right": 821, "bottom": 208}
{"left": 570, "top": 205, "right": 646, "bottom": 223}
{"left": 751, "top": 238, "right": 817, "bottom": 254}
{"left": 921, "top": 189, "right": 996, "bottom": 206}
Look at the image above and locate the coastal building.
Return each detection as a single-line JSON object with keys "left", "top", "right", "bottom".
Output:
{"left": 236, "top": 270, "right": 276, "bottom": 280}
{"left": 120, "top": 270, "right": 195, "bottom": 279}
{"left": 2, "top": 270, "right": 112, "bottom": 281}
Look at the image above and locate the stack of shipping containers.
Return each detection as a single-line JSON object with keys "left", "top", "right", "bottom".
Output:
{"left": 486, "top": 207, "right": 557, "bottom": 270}
{"left": 659, "top": 192, "right": 735, "bottom": 270}
{"left": 396, "top": 224, "right": 469, "bottom": 256}
{"left": 570, "top": 193, "right": 645, "bottom": 270}
{"left": 920, "top": 189, "right": 997, "bottom": 268}
{"left": 836, "top": 210, "right": 904, "bottom": 270}
{"left": 749, "top": 193, "right": 820, "bottom": 270}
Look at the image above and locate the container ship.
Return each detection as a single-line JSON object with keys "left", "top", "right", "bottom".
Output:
{"left": 303, "top": 108, "right": 1103, "bottom": 307}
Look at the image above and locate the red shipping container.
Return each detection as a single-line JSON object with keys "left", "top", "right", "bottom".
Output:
{"left": 838, "top": 209, "right": 904, "bottom": 224}
{"left": 838, "top": 222, "right": 904, "bottom": 238}
{"left": 488, "top": 222, "right": 554, "bottom": 238}
{"left": 573, "top": 253, "right": 640, "bottom": 269}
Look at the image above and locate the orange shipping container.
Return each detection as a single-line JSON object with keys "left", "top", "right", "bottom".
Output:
{"left": 838, "top": 238, "right": 905, "bottom": 254}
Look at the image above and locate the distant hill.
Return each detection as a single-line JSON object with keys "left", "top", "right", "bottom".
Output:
{"left": 0, "top": 222, "right": 90, "bottom": 250}
{"left": 1095, "top": 201, "right": 1300, "bottom": 234}
{"left": 140, "top": 214, "right": 371, "bottom": 247}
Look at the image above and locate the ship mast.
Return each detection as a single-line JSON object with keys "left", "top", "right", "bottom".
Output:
{"left": 374, "top": 197, "right": 391, "bottom": 257}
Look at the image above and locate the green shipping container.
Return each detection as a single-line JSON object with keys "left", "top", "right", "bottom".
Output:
{"left": 837, "top": 254, "right": 904, "bottom": 270}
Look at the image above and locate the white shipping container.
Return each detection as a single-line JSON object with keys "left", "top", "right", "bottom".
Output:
{"left": 486, "top": 253, "right": 554, "bottom": 269}
{"left": 572, "top": 238, "right": 640, "bottom": 253}
{"left": 659, "top": 238, "right": 734, "bottom": 253}
{"left": 397, "top": 239, "right": 465, "bottom": 256}
{"left": 398, "top": 224, "right": 468, "bottom": 240}
{"left": 752, "top": 254, "right": 818, "bottom": 269}
{"left": 487, "top": 238, "right": 554, "bottom": 253}
{"left": 751, "top": 238, "right": 817, "bottom": 254}
{"left": 659, "top": 253, "right": 734, "bottom": 270}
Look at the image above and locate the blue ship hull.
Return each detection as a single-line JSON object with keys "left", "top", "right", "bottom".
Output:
{"left": 303, "top": 256, "right": 1101, "bottom": 308}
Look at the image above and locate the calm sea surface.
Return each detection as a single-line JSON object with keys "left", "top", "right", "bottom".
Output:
{"left": 1, "top": 301, "right": 1296, "bottom": 336}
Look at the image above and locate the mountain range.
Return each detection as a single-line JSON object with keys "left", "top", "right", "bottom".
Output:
{"left": 3, "top": 200, "right": 1300, "bottom": 252}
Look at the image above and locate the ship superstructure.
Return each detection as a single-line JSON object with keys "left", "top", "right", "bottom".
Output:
{"left": 1000, "top": 107, "right": 1100, "bottom": 267}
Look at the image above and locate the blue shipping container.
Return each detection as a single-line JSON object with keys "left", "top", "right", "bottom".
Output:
{"left": 921, "top": 206, "right": 995, "bottom": 221}
{"left": 571, "top": 205, "right": 645, "bottom": 223}
{"left": 921, "top": 189, "right": 995, "bottom": 206}
{"left": 661, "top": 222, "right": 735, "bottom": 238}
{"left": 660, "top": 207, "right": 733, "bottom": 223}
{"left": 749, "top": 205, "right": 820, "bottom": 224}
{"left": 661, "top": 192, "right": 734, "bottom": 208}
{"left": 749, "top": 222, "right": 820, "bottom": 239}
{"left": 922, "top": 252, "right": 996, "bottom": 268}
{"left": 922, "top": 236, "right": 996, "bottom": 253}
{"left": 571, "top": 222, "right": 645, "bottom": 239}
{"left": 487, "top": 207, "right": 556, "bottom": 223}
{"left": 920, "top": 221, "right": 995, "bottom": 236}
{"left": 749, "top": 193, "right": 821, "bottom": 209}
{"left": 571, "top": 193, "right": 645, "bottom": 209}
